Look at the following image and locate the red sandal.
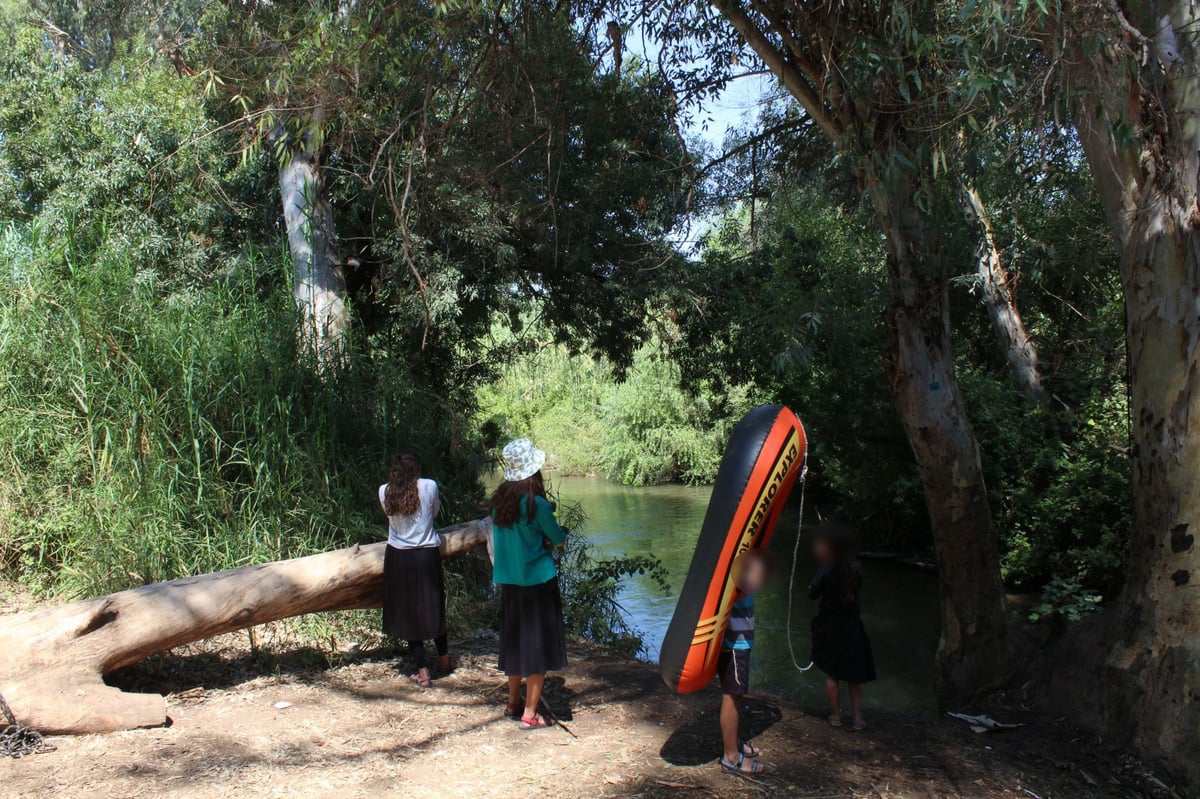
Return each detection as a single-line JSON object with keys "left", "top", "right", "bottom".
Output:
{"left": 517, "top": 713, "right": 553, "bottom": 731}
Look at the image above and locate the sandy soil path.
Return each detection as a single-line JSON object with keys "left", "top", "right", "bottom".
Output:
{"left": 0, "top": 631, "right": 1181, "bottom": 799}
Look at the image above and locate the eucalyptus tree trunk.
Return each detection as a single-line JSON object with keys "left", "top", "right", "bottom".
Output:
{"left": 279, "top": 137, "right": 348, "bottom": 363}
{"left": 1063, "top": 1, "right": 1200, "bottom": 781}
{"left": 958, "top": 184, "right": 1043, "bottom": 401}
{"left": 868, "top": 173, "right": 1013, "bottom": 700}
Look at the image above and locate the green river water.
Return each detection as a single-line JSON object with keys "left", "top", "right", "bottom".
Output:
{"left": 551, "top": 475, "right": 942, "bottom": 712}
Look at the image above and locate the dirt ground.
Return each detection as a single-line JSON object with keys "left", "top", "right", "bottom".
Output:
{"left": 0, "top": 606, "right": 1187, "bottom": 799}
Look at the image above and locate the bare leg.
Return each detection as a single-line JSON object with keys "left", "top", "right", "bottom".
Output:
{"left": 721, "top": 693, "right": 742, "bottom": 762}
{"left": 848, "top": 682, "right": 865, "bottom": 729}
{"left": 721, "top": 693, "right": 762, "bottom": 773}
{"left": 523, "top": 673, "right": 546, "bottom": 719}
{"left": 826, "top": 677, "right": 843, "bottom": 726}
{"left": 507, "top": 675, "right": 522, "bottom": 709}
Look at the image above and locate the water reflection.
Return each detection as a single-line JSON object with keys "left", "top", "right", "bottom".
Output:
{"left": 551, "top": 474, "right": 941, "bottom": 712}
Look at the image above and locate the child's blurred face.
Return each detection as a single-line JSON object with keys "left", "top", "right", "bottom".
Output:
{"left": 737, "top": 555, "right": 767, "bottom": 594}
{"left": 812, "top": 537, "right": 834, "bottom": 565}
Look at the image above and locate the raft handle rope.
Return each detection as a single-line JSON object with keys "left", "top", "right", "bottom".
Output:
{"left": 785, "top": 450, "right": 815, "bottom": 674}
{"left": 0, "top": 690, "right": 55, "bottom": 759}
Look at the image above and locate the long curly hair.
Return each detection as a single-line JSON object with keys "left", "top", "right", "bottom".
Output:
{"left": 384, "top": 451, "right": 422, "bottom": 516}
{"left": 489, "top": 471, "right": 546, "bottom": 527}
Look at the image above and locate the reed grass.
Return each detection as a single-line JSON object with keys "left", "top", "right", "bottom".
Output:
{"left": 0, "top": 223, "right": 480, "bottom": 598}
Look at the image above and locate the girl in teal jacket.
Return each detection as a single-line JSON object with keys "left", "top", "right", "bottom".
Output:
{"left": 490, "top": 438, "right": 567, "bottom": 730}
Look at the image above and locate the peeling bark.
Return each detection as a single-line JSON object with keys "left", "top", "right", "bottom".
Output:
{"left": 958, "top": 184, "right": 1044, "bottom": 401}
{"left": 0, "top": 520, "right": 490, "bottom": 735}
{"left": 869, "top": 173, "right": 1014, "bottom": 700}
{"left": 279, "top": 139, "right": 348, "bottom": 363}
{"left": 1058, "top": 0, "right": 1200, "bottom": 785}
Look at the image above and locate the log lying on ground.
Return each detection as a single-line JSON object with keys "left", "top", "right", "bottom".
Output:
{"left": 0, "top": 519, "right": 490, "bottom": 735}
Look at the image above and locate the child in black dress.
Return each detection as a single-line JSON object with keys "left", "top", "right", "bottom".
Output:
{"left": 808, "top": 522, "right": 876, "bottom": 730}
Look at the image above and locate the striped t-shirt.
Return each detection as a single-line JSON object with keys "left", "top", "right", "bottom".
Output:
{"left": 723, "top": 595, "right": 755, "bottom": 651}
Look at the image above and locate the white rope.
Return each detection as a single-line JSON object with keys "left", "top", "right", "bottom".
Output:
{"left": 785, "top": 450, "right": 815, "bottom": 673}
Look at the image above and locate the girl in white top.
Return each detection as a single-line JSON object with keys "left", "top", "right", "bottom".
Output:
{"left": 379, "top": 476, "right": 441, "bottom": 549}
{"left": 379, "top": 451, "right": 452, "bottom": 687}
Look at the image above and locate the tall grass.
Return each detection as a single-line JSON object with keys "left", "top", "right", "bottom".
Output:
{"left": 0, "top": 223, "right": 662, "bottom": 657}
{"left": 0, "top": 32, "right": 663, "bottom": 653}
{"left": 0, "top": 223, "right": 480, "bottom": 598}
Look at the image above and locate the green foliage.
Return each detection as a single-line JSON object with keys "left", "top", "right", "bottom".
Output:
{"left": 976, "top": 377, "right": 1131, "bottom": 595}
{"left": 553, "top": 501, "right": 668, "bottom": 655}
{"left": 0, "top": 36, "right": 485, "bottom": 598}
{"left": 599, "top": 352, "right": 759, "bottom": 485}
{"left": 949, "top": 129, "right": 1130, "bottom": 595}
{"left": 674, "top": 126, "right": 1130, "bottom": 600}
{"left": 676, "top": 186, "right": 928, "bottom": 541}
{"left": 189, "top": 0, "right": 690, "bottom": 374}
{"left": 1028, "top": 576, "right": 1103, "bottom": 623}
{"left": 0, "top": 227, "right": 480, "bottom": 597}
{"left": 0, "top": 28, "right": 270, "bottom": 282}
{"left": 477, "top": 335, "right": 762, "bottom": 485}
{"left": 475, "top": 340, "right": 611, "bottom": 475}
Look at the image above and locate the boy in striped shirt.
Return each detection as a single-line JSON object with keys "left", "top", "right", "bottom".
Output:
{"left": 718, "top": 550, "right": 769, "bottom": 777}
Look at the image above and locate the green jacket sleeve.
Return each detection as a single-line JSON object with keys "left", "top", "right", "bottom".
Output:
{"left": 534, "top": 497, "right": 567, "bottom": 545}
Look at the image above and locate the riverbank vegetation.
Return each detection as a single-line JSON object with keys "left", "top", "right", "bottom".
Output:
{"left": 481, "top": 174, "right": 1129, "bottom": 603}
{"left": 0, "top": 0, "right": 1196, "bottom": 787}
{"left": 0, "top": 9, "right": 672, "bottom": 653}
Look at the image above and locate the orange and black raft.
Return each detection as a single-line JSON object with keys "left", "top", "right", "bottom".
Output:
{"left": 659, "top": 404, "right": 807, "bottom": 693}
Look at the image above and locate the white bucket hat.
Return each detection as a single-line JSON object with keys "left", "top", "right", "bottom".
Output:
{"left": 501, "top": 438, "right": 546, "bottom": 482}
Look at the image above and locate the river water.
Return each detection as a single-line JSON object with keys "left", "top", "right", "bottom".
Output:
{"left": 551, "top": 475, "right": 942, "bottom": 712}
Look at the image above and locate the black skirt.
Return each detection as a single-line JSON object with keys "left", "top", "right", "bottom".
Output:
{"left": 811, "top": 611, "right": 876, "bottom": 684}
{"left": 498, "top": 577, "right": 568, "bottom": 677}
{"left": 382, "top": 544, "right": 447, "bottom": 642}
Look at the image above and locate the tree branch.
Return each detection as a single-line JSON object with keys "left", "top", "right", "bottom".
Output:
{"left": 709, "top": 0, "right": 841, "bottom": 140}
{"left": 699, "top": 117, "right": 810, "bottom": 176}
{"left": 746, "top": 0, "right": 825, "bottom": 86}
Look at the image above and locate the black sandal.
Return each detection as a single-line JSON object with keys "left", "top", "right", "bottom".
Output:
{"left": 739, "top": 738, "right": 761, "bottom": 757}
{"left": 720, "top": 753, "right": 765, "bottom": 777}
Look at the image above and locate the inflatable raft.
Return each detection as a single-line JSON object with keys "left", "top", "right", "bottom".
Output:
{"left": 659, "top": 404, "right": 807, "bottom": 693}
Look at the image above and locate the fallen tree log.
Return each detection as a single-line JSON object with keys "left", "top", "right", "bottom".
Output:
{"left": 0, "top": 519, "right": 490, "bottom": 735}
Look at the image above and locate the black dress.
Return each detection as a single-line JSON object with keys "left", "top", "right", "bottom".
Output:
{"left": 808, "top": 562, "right": 876, "bottom": 683}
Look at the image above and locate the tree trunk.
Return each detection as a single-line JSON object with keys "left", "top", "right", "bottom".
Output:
{"left": 868, "top": 172, "right": 1014, "bottom": 701}
{"left": 958, "top": 184, "right": 1044, "bottom": 401}
{"left": 280, "top": 140, "right": 348, "bottom": 362}
{"left": 1060, "top": 5, "right": 1200, "bottom": 781}
{"left": 710, "top": 0, "right": 1013, "bottom": 701}
{"left": 0, "top": 520, "right": 490, "bottom": 735}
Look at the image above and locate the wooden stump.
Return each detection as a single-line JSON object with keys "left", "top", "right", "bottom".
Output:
{"left": 0, "top": 519, "right": 490, "bottom": 734}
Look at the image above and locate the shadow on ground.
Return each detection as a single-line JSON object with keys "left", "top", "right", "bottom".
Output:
{"left": 659, "top": 696, "right": 783, "bottom": 766}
